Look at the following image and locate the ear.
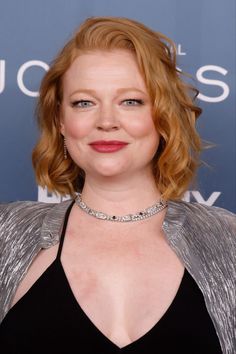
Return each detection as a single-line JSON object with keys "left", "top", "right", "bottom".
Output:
{"left": 60, "top": 120, "right": 65, "bottom": 136}
{"left": 59, "top": 109, "right": 65, "bottom": 135}
{"left": 57, "top": 102, "right": 65, "bottom": 135}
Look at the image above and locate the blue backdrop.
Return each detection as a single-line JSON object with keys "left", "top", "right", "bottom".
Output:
{"left": 0, "top": 0, "right": 235, "bottom": 212}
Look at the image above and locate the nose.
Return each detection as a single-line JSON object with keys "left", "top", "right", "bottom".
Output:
{"left": 96, "top": 103, "right": 120, "bottom": 131}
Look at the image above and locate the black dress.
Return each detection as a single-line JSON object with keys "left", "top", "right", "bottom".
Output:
{"left": 0, "top": 202, "right": 222, "bottom": 353}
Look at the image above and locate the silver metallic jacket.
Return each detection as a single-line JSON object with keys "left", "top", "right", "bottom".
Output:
{"left": 0, "top": 200, "right": 235, "bottom": 353}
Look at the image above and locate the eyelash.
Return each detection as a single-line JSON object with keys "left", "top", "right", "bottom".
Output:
{"left": 71, "top": 100, "right": 93, "bottom": 108}
{"left": 71, "top": 99, "right": 144, "bottom": 108}
{"left": 123, "top": 99, "right": 144, "bottom": 106}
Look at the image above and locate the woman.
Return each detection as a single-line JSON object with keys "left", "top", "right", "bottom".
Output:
{"left": 0, "top": 16, "right": 235, "bottom": 354}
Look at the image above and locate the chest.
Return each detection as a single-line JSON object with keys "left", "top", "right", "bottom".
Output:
{"left": 61, "top": 229, "right": 185, "bottom": 346}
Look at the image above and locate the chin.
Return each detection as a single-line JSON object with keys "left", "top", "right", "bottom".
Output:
{"left": 89, "top": 158, "right": 125, "bottom": 172}
{"left": 91, "top": 163, "right": 128, "bottom": 178}
{"left": 96, "top": 169, "right": 126, "bottom": 178}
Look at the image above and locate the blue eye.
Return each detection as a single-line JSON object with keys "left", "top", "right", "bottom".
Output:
{"left": 71, "top": 100, "right": 93, "bottom": 108}
{"left": 123, "top": 99, "right": 144, "bottom": 106}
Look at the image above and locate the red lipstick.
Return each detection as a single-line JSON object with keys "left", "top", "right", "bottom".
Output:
{"left": 89, "top": 140, "right": 128, "bottom": 153}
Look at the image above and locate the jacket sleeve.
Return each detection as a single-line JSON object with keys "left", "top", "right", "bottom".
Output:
{"left": 184, "top": 201, "right": 236, "bottom": 254}
{"left": 207, "top": 204, "right": 236, "bottom": 244}
{"left": 0, "top": 201, "right": 53, "bottom": 322}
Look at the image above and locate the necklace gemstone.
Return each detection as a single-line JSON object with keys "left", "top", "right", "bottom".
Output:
{"left": 75, "top": 193, "right": 167, "bottom": 222}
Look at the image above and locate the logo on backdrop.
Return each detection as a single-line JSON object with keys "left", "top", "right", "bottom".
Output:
{"left": 0, "top": 43, "right": 230, "bottom": 102}
{"left": 0, "top": 60, "right": 49, "bottom": 97}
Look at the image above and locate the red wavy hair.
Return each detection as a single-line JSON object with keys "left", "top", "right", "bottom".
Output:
{"left": 32, "top": 16, "right": 202, "bottom": 200}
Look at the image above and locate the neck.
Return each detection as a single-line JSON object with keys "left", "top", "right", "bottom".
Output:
{"left": 80, "top": 170, "right": 162, "bottom": 215}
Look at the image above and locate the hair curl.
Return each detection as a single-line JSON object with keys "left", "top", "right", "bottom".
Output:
{"left": 32, "top": 16, "right": 202, "bottom": 200}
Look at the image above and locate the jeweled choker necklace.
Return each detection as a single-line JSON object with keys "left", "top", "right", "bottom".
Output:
{"left": 75, "top": 193, "right": 168, "bottom": 222}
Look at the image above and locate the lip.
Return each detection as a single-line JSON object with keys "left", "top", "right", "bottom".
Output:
{"left": 89, "top": 140, "right": 128, "bottom": 153}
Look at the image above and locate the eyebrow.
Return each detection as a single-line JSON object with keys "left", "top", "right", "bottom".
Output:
{"left": 69, "top": 87, "right": 147, "bottom": 96}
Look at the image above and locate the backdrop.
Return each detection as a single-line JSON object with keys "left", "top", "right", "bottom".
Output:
{"left": 0, "top": 0, "right": 235, "bottom": 212}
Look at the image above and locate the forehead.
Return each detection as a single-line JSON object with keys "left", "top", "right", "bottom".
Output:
{"left": 62, "top": 50, "right": 147, "bottom": 93}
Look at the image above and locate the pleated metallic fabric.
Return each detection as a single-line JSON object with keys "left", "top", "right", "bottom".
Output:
{"left": 0, "top": 199, "right": 235, "bottom": 353}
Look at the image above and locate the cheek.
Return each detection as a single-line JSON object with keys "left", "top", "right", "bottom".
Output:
{"left": 124, "top": 114, "right": 158, "bottom": 139}
{"left": 124, "top": 113, "right": 160, "bottom": 155}
{"left": 63, "top": 118, "right": 93, "bottom": 140}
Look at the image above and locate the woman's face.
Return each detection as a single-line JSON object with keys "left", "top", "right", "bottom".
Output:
{"left": 60, "top": 50, "right": 160, "bottom": 180}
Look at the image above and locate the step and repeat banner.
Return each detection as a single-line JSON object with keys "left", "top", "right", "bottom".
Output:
{"left": 0, "top": 0, "right": 235, "bottom": 212}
